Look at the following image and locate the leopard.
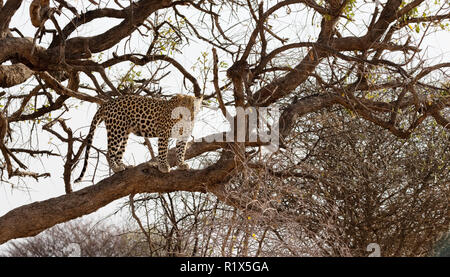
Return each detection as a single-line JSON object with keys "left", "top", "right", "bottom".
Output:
{"left": 75, "top": 94, "right": 202, "bottom": 182}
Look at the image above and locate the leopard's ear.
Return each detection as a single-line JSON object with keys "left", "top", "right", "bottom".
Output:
{"left": 171, "top": 94, "right": 185, "bottom": 102}
{"left": 193, "top": 97, "right": 202, "bottom": 114}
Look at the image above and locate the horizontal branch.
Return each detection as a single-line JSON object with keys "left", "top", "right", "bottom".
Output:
{"left": 0, "top": 152, "right": 236, "bottom": 244}
{"left": 51, "top": 8, "right": 129, "bottom": 46}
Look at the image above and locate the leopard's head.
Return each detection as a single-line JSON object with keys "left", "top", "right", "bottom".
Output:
{"left": 171, "top": 94, "right": 202, "bottom": 116}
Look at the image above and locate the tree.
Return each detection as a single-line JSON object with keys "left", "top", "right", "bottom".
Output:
{"left": 0, "top": 0, "right": 448, "bottom": 256}
{"left": 3, "top": 217, "right": 131, "bottom": 257}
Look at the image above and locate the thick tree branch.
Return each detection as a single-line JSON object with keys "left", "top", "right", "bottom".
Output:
{"left": 101, "top": 54, "right": 201, "bottom": 97}
{"left": 0, "top": 153, "right": 236, "bottom": 244}
{"left": 0, "top": 63, "right": 34, "bottom": 88}
{"left": 49, "top": 0, "right": 174, "bottom": 59}
{"left": 0, "top": 0, "right": 22, "bottom": 38}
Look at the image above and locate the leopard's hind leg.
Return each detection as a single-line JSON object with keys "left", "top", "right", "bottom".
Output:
{"left": 107, "top": 129, "right": 130, "bottom": 173}
{"left": 156, "top": 136, "right": 170, "bottom": 173}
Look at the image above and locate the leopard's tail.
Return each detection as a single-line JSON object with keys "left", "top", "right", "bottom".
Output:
{"left": 74, "top": 108, "right": 104, "bottom": 183}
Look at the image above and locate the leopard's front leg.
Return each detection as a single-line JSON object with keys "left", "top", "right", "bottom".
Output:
{"left": 156, "top": 136, "right": 170, "bottom": 173}
{"left": 176, "top": 139, "right": 189, "bottom": 170}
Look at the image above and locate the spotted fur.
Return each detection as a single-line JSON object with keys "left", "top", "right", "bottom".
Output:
{"left": 75, "top": 94, "right": 202, "bottom": 182}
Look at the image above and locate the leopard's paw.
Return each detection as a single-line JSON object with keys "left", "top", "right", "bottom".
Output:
{"left": 178, "top": 162, "right": 190, "bottom": 170}
{"left": 111, "top": 164, "right": 126, "bottom": 173}
{"left": 158, "top": 163, "right": 171, "bottom": 173}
